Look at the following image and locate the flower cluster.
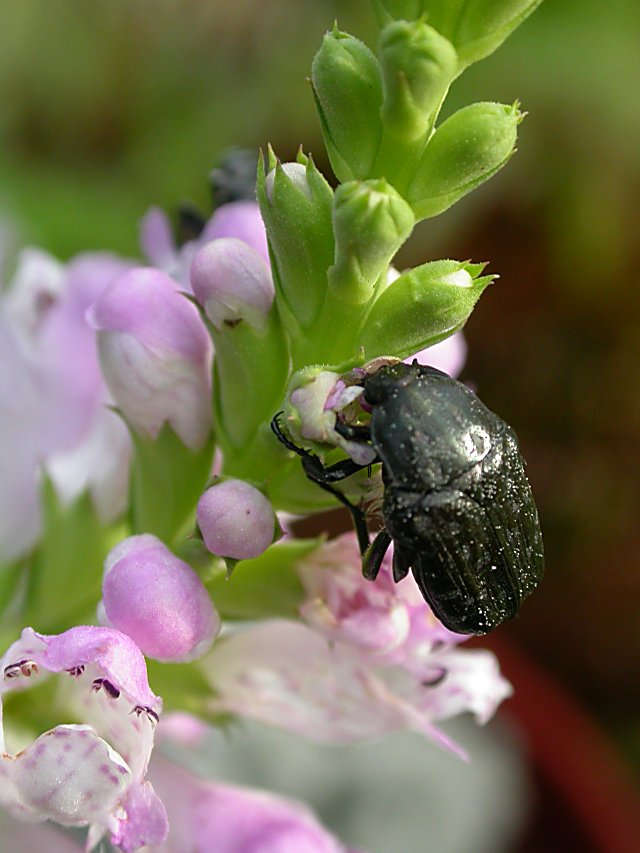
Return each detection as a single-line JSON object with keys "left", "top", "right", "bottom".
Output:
{"left": 0, "top": 1, "right": 543, "bottom": 849}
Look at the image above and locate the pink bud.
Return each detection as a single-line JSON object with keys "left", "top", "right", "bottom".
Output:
{"left": 102, "top": 534, "right": 219, "bottom": 662}
{"left": 89, "top": 267, "right": 212, "bottom": 449}
{"left": 190, "top": 238, "right": 273, "bottom": 331}
{"left": 199, "top": 200, "right": 269, "bottom": 263}
{"left": 197, "top": 480, "right": 276, "bottom": 560}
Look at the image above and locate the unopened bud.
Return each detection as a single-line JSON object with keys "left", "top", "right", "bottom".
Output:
{"left": 373, "top": 1, "right": 542, "bottom": 69}
{"left": 311, "top": 26, "right": 383, "bottom": 182}
{"left": 197, "top": 479, "right": 277, "bottom": 561}
{"left": 329, "top": 179, "right": 415, "bottom": 304}
{"left": 190, "top": 238, "right": 274, "bottom": 331}
{"left": 359, "top": 259, "right": 496, "bottom": 359}
{"left": 101, "top": 534, "right": 219, "bottom": 662}
{"left": 90, "top": 268, "right": 212, "bottom": 450}
{"left": 378, "top": 20, "right": 458, "bottom": 141}
{"left": 407, "top": 101, "right": 522, "bottom": 220}
{"left": 257, "top": 154, "right": 334, "bottom": 328}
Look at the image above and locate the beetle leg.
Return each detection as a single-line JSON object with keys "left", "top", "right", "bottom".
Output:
{"left": 271, "top": 413, "right": 372, "bottom": 551}
{"left": 362, "top": 529, "right": 392, "bottom": 581}
{"left": 271, "top": 413, "right": 374, "bottom": 482}
{"left": 392, "top": 547, "right": 413, "bottom": 582}
{"left": 334, "top": 420, "right": 372, "bottom": 442}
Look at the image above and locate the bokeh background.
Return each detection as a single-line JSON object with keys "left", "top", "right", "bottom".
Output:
{"left": 1, "top": 1, "right": 639, "bottom": 851}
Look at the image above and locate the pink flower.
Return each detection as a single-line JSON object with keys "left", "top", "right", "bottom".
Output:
{"left": 0, "top": 626, "right": 167, "bottom": 851}
{"left": 298, "top": 533, "right": 464, "bottom": 661}
{"left": 0, "top": 250, "right": 132, "bottom": 563}
{"left": 89, "top": 267, "right": 213, "bottom": 450}
{"left": 101, "top": 534, "right": 219, "bottom": 662}
{"left": 202, "top": 535, "right": 511, "bottom": 759}
{"left": 148, "top": 752, "right": 359, "bottom": 853}
{"left": 140, "top": 201, "right": 268, "bottom": 289}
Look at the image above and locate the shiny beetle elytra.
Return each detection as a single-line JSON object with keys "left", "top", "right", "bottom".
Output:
{"left": 271, "top": 361, "right": 544, "bottom": 635}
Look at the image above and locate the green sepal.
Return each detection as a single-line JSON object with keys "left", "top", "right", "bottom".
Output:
{"left": 407, "top": 101, "right": 523, "bottom": 220}
{"left": 23, "top": 477, "right": 118, "bottom": 632}
{"left": 210, "top": 303, "right": 290, "bottom": 453}
{"left": 204, "top": 538, "right": 319, "bottom": 621}
{"left": 311, "top": 26, "right": 383, "bottom": 182}
{"left": 130, "top": 421, "right": 215, "bottom": 545}
{"left": 378, "top": 20, "right": 458, "bottom": 143}
{"left": 372, "top": 0, "right": 543, "bottom": 69}
{"left": 328, "top": 178, "right": 415, "bottom": 304}
{"left": 257, "top": 149, "right": 334, "bottom": 330}
{"left": 358, "top": 259, "right": 496, "bottom": 359}
{"left": 145, "top": 656, "right": 214, "bottom": 716}
{"left": 0, "top": 557, "right": 24, "bottom": 622}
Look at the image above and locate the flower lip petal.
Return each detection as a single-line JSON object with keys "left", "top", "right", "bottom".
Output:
{"left": 6, "top": 725, "right": 131, "bottom": 827}
{"left": 1, "top": 626, "right": 159, "bottom": 712}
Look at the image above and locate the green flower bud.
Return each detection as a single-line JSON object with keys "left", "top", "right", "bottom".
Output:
{"left": 378, "top": 20, "right": 458, "bottom": 142}
{"left": 257, "top": 149, "right": 334, "bottom": 329}
{"left": 407, "top": 101, "right": 523, "bottom": 220}
{"left": 328, "top": 178, "right": 415, "bottom": 304}
{"left": 311, "top": 26, "right": 383, "bottom": 182}
{"left": 359, "top": 259, "right": 496, "bottom": 359}
{"left": 374, "top": 1, "right": 543, "bottom": 68}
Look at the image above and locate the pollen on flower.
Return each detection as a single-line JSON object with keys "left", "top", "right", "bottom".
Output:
{"left": 3, "top": 660, "right": 39, "bottom": 680}
{"left": 92, "top": 678, "right": 121, "bottom": 700}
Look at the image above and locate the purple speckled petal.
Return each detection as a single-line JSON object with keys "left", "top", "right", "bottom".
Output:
{"left": 0, "top": 626, "right": 166, "bottom": 851}
{"left": 3, "top": 725, "right": 130, "bottom": 826}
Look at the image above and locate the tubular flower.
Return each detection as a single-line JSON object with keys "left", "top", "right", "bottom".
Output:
{"left": 0, "top": 250, "right": 132, "bottom": 564}
{"left": 202, "top": 535, "right": 511, "bottom": 759}
{"left": 89, "top": 267, "right": 213, "bottom": 450}
{"left": 0, "top": 626, "right": 167, "bottom": 852}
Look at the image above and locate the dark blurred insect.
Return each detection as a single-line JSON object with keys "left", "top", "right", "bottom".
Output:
{"left": 177, "top": 148, "right": 260, "bottom": 243}
{"left": 272, "top": 361, "right": 544, "bottom": 635}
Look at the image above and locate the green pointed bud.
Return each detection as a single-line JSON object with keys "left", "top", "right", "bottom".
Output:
{"left": 378, "top": 20, "right": 458, "bottom": 142}
{"left": 407, "top": 101, "right": 523, "bottom": 220}
{"left": 311, "top": 26, "right": 383, "bottom": 182}
{"left": 329, "top": 178, "right": 415, "bottom": 304}
{"left": 375, "top": 1, "right": 542, "bottom": 68}
{"left": 359, "top": 259, "right": 496, "bottom": 359}
{"left": 452, "top": 0, "right": 544, "bottom": 66}
{"left": 257, "top": 150, "right": 334, "bottom": 329}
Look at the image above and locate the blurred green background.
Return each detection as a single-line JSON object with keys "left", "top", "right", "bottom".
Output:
{"left": 1, "top": 0, "right": 639, "bottom": 847}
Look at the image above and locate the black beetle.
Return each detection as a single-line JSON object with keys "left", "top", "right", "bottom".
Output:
{"left": 271, "top": 361, "right": 544, "bottom": 635}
